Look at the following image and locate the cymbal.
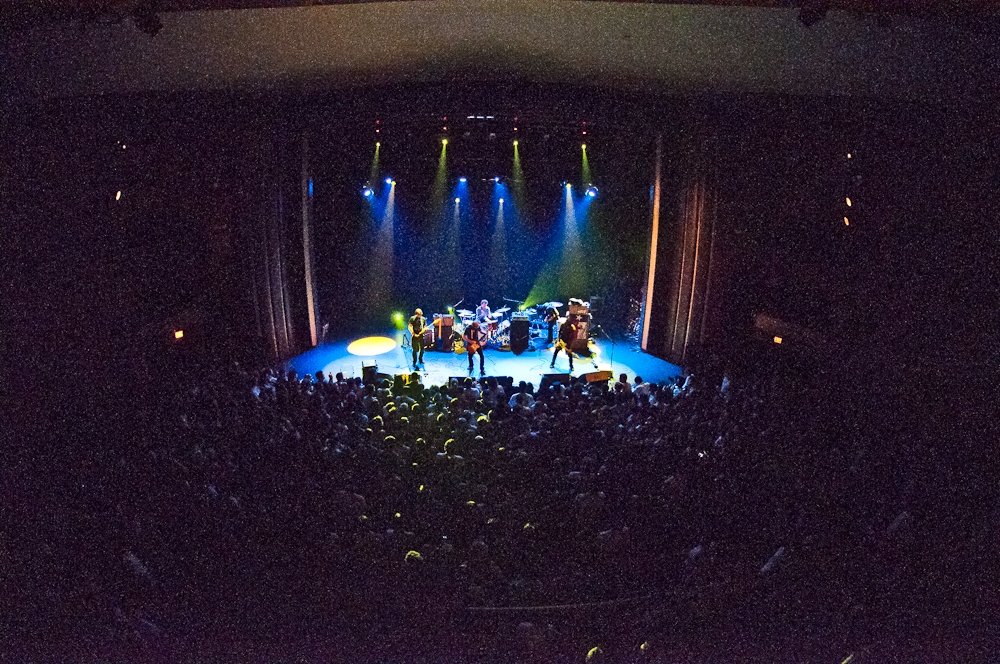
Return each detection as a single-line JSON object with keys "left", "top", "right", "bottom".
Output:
{"left": 456, "top": 309, "right": 473, "bottom": 316}
{"left": 493, "top": 306, "right": 511, "bottom": 315}
{"left": 524, "top": 307, "right": 537, "bottom": 315}
{"left": 543, "top": 301, "right": 564, "bottom": 308}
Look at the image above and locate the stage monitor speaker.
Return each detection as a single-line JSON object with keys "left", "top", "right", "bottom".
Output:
{"left": 510, "top": 318, "right": 530, "bottom": 355}
{"left": 582, "top": 370, "right": 613, "bottom": 383}
{"left": 540, "top": 373, "right": 572, "bottom": 391}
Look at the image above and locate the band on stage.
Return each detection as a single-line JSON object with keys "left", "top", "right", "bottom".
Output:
{"left": 405, "top": 297, "right": 591, "bottom": 373}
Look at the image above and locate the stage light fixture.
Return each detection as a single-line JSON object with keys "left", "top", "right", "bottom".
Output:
{"left": 513, "top": 140, "right": 519, "bottom": 146}
{"left": 582, "top": 144, "right": 587, "bottom": 150}
{"left": 442, "top": 139, "right": 448, "bottom": 145}
{"left": 376, "top": 142, "right": 381, "bottom": 147}
{"left": 846, "top": 197, "right": 852, "bottom": 206}
{"left": 385, "top": 177, "right": 392, "bottom": 184}
{"left": 499, "top": 198, "right": 504, "bottom": 204}
{"left": 455, "top": 197, "right": 460, "bottom": 203}
{"left": 773, "top": 336, "right": 783, "bottom": 344}
{"left": 494, "top": 177, "right": 500, "bottom": 183}
{"left": 844, "top": 217, "right": 850, "bottom": 226}
{"left": 459, "top": 176, "right": 467, "bottom": 183}
{"left": 174, "top": 330, "right": 184, "bottom": 339}
{"left": 586, "top": 186, "right": 598, "bottom": 197}
{"left": 115, "top": 190, "right": 122, "bottom": 201}
{"left": 362, "top": 186, "right": 373, "bottom": 197}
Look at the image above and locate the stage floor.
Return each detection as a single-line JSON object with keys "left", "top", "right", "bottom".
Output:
{"left": 286, "top": 329, "right": 682, "bottom": 388}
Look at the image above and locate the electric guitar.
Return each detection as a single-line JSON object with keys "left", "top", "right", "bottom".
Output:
{"left": 463, "top": 325, "right": 486, "bottom": 353}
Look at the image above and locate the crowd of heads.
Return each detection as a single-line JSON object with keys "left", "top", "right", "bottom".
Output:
{"left": 32, "top": 352, "right": 953, "bottom": 659}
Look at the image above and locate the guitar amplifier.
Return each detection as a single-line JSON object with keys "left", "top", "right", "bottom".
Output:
{"left": 569, "top": 313, "right": 590, "bottom": 351}
{"left": 433, "top": 314, "right": 454, "bottom": 350}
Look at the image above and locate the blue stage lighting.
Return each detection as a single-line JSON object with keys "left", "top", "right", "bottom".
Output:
{"left": 586, "top": 186, "right": 598, "bottom": 197}
{"left": 385, "top": 177, "right": 393, "bottom": 184}
{"left": 362, "top": 186, "right": 373, "bottom": 197}
{"left": 494, "top": 176, "right": 501, "bottom": 183}
{"left": 459, "top": 176, "right": 467, "bottom": 183}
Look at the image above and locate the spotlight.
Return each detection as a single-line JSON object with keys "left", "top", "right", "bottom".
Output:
{"left": 459, "top": 176, "right": 467, "bottom": 183}
{"left": 582, "top": 144, "right": 587, "bottom": 150}
{"left": 455, "top": 197, "right": 460, "bottom": 203}
{"left": 376, "top": 142, "right": 380, "bottom": 147}
{"left": 513, "top": 140, "right": 518, "bottom": 146}
{"left": 174, "top": 330, "right": 184, "bottom": 340}
{"left": 499, "top": 198, "right": 504, "bottom": 204}
{"left": 846, "top": 197, "right": 852, "bottom": 207}
{"left": 586, "top": 186, "right": 598, "bottom": 197}
{"left": 442, "top": 139, "right": 448, "bottom": 145}
{"left": 362, "top": 187, "right": 373, "bottom": 197}
{"left": 115, "top": 190, "right": 122, "bottom": 201}
{"left": 494, "top": 176, "right": 500, "bottom": 183}
{"left": 385, "top": 177, "right": 392, "bottom": 184}
{"left": 566, "top": 183, "right": 572, "bottom": 189}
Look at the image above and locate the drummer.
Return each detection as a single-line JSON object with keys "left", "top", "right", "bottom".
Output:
{"left": 475, "top": 299, "right": 492, "bottom": 323}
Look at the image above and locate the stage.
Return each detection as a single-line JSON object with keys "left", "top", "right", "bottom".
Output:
{"left": 286, "top": 329, "right": 682, "bottom": 388}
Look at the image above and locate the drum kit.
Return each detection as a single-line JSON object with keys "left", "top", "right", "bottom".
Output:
{"left": 454, "top": 306, "right": 512, "bottom": 349}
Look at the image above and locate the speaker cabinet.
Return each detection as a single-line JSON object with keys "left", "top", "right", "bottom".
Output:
{"left": 510, "top": 318, "right": 530, "bottom": 355}
{"left": 568, "top": 313, "right": 590, "bottom": 352}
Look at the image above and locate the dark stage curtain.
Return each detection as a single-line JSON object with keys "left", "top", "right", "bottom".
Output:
{"left": 245, "top": 128, "right": 309, "bottom": 363}
{"left": 654, "top": 123, "right": 726, "bottom": 368}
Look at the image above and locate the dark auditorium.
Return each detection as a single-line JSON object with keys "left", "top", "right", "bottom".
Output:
{"left": 3, "top": 1, "right": 997, "bottom": 661}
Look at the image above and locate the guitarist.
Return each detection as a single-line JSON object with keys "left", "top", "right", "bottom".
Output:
{"left": 407, "top": 308, "right": 427, "bottom": 369}
{"left": 545, "top": 304, "right": 560, "bottom": 346}
{"left": 550, "top": 316, "right": 577, "bottom": 372}
{"left": 463, "top": 319, "right": 486, "bottom": 376}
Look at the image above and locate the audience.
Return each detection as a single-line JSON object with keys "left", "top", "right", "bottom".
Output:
{"left": 20, "top": 355, "right": 959, "bottom": 660}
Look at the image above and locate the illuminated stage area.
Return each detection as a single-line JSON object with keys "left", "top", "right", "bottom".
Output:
{"left": 288, "top": 329, "right": 681, "bottom": 388}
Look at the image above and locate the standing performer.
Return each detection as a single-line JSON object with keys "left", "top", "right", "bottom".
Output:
{"left": 550, "top": 317, "right": 577, "bottom": 372}
{"left": 408, "top": 308, "right": 427, "bottom": 369}
{"left": 463, "top": 319, "right": 486, "bottom": 376}
{"left": 545, "top": 303, "right": 560, "bottom": 346}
